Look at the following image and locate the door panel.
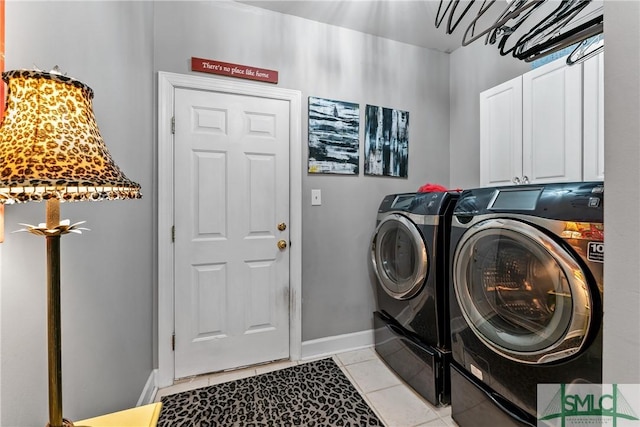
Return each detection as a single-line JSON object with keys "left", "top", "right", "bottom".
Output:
{"left": 174, "top": 87, "right": 290, "bottom": 378}
{"left": 479, "top": 76, "right": 523, "bottom": 187}
{"left": 523, "top": 60, "right": 582, "bottom": 183}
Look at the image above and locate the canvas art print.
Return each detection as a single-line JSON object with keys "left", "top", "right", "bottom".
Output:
{"left": 364, "top": 105, "right": 409, "bottom": 178}
{"left": 308, "top": 96, "right": 360, "bottom": 175}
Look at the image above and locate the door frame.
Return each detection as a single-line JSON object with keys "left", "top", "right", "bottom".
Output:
{"left": 157, "top": 71, "right": 302, "bottom": 388}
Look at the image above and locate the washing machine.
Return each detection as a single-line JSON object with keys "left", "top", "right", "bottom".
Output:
{"left": 371, "top": 190, "right": 459, "bottom": 407}
{"left": 448, "top": 182, "right": 604, "bottom": 426}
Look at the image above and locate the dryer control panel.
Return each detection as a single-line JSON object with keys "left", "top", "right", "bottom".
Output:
{"left": 454, "top": 182, "right": 604, "bottom": 222}
{"left": 379, "top": 191, "right": 459, "bottom": 216}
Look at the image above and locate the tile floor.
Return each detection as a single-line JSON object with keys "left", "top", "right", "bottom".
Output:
{"left": 154, "top": 347, "right": 458, "bottom": 427}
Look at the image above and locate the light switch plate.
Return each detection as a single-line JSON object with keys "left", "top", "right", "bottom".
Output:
{"left": 311, "top": 189, "right": 322, "bottom": 206}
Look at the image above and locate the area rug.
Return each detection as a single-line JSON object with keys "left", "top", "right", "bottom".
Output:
{"left": 158, "top": 358, "right": 385, "bottom": 426}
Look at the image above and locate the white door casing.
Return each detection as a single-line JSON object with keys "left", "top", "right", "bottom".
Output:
{"left": 157, "top": 72, "right": 302, "bottom": 387}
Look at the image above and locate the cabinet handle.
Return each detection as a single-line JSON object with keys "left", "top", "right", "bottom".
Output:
{"left": 512, "top": 177, "right": 521, "bottom": 185}
{"left": 522, "top": 176, "right": 530, "bottom": 184}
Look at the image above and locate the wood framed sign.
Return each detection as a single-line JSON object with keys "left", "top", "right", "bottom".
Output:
{"left": 191, "top": 57, "right": 278, "bottom": 84}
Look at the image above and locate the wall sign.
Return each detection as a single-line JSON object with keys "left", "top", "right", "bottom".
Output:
{"left": 191, "top": 57, "right": 278, "bottom": 84}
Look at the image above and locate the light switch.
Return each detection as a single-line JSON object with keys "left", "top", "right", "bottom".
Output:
{"left": 311, "top": 189, "right": 322, "bottom": 206}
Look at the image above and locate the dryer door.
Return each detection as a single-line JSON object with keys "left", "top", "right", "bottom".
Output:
{"left": 452, "top": 218, "right": 594, "bottom": 364}
{"left": 371, "top": 214, "right": 428, "bottom": 300}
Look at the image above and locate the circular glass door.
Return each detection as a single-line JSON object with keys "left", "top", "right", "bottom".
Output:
{"left": 453, "top": 219, "right": 593, "bottom": 364}
{"left": 371, "top": 214, "right": 428, "bottom": 300}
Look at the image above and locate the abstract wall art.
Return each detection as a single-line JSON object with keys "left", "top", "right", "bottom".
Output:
{"left": 364, "top": 105, "right": 409, "bottom": 178}
{"left": 308, "top": 96, "right": 360, "bottom": 175}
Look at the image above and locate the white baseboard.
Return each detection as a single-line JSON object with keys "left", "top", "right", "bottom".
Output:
{"left": 301, "top": 329, "right": 374, "bottom": 360}
{"left": 137, "top": 369, "right": 159, "bottom": 406}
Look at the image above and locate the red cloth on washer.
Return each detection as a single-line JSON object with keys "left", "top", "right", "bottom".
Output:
{"left": 417, "top": 183, "right": 449, "bottom": 193}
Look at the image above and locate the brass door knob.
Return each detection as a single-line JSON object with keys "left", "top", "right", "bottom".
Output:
{"left": 277, "top": 240, "right": 287, "bottom": 250}
{"left": 278, "top": 222, "right": 287, "bottom": 231}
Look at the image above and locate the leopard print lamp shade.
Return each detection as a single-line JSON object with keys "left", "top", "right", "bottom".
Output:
{"left": 0, "top": 69, "right": 141, "bottom": 203}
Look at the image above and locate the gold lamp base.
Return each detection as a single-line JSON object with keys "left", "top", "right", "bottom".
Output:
{"left": 17, "top": 200, "right": 87, "bottom": 427}
{"left": 46, "top": 419, "right": 74, "bottom": 427}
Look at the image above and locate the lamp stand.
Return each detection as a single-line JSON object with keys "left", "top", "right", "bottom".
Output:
{"left": 44, "top": 199, "right": 73, "bottom": 427}
{"left": 1, "top": 69, "right": 141, "bottom": 427}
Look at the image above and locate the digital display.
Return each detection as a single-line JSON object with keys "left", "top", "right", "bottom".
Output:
{"left": 391, "top": 194, "right": 415, "bottom": 209}
{"left": 490, "top": 188, "right": 542, "bottom": 210}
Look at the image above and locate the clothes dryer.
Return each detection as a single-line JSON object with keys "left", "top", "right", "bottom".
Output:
{"left": 371, "top": 190, "right": 459, "bottom": 407}
{"left": 448, "top": 182, "right": 604, "bottom": 426}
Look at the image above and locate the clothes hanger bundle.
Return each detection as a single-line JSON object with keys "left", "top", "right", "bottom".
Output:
{"left": 490, "top": 0, "right": 589, "bottom": 57}
{"left": 435, "top": 0, "right": 604, "bottom": 65}
{"left": 510, "top": 0, "right": 603, "bottom": 63}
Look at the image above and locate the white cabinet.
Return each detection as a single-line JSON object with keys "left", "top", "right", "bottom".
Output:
{"left": 480, "top": 55, "right": 602, "bottom": 187}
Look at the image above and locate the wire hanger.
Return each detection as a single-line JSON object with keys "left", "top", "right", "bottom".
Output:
{"left": 447, "top": 0, "right": 477, "bottom": 35}
{"left": 435, "top": 0, "right": 454, "bottom": 28}
{"left": 566, "top": 33, "right": 604, "bottom": 65}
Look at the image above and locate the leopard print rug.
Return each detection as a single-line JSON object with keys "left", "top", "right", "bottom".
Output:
{"left": 158, "top": 358, "right": 384, "bottom": 426}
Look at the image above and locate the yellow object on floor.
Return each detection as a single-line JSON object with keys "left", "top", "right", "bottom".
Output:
{"left": 74, "top": 402, "right": 162, "bottom": 427}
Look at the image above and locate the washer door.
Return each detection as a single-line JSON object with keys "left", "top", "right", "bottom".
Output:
{"left": 453, "top": 218, "right": 593, "bottom": 364}
{"left": 371, "top": 214, "right": 428, "bottom": 300}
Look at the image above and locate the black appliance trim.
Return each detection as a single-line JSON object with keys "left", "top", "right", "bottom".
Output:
{"left": 374, "top": 311, "right": 451, "bottom": 407}
{"left": 450, "top": 363, "right": 536, "bottom": 427}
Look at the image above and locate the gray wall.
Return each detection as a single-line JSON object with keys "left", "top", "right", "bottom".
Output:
{"left": 1, "top": 2, "right": 155, "bottom": 425}
{"left": 602, "top": 1, "right": 640, "bottom": 383}
{"left": 1, "top": 1, "right": 638, "bottom": 426}
{"left": 153, "top": 1, "right": 452, "bottom": 341}
{"left": 449, "top": 39, "right": 529, "bottom": 189}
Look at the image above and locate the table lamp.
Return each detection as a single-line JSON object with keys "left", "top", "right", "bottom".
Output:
{"left": 0, "top": 68, "right": 141, "bottom": 427}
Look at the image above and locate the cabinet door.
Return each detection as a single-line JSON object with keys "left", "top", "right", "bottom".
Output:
{"left": 522, "top": 58, "right": 583, "bottom": 184}
{"left": 583, "top": 52, "right": 605, "bottom": 181}
{"left": 480, "top": 76, "right": 523, "bottom": 187}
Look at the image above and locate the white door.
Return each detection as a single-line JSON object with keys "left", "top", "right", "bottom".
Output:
{"left": 173, "top": 87, "right": 290, "bottom": 378}
{"left": 479, "top": 75, "right": 523, "bottom": 187}
{"left": 522, "top": 58, "right": 582, "bottom": 184}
